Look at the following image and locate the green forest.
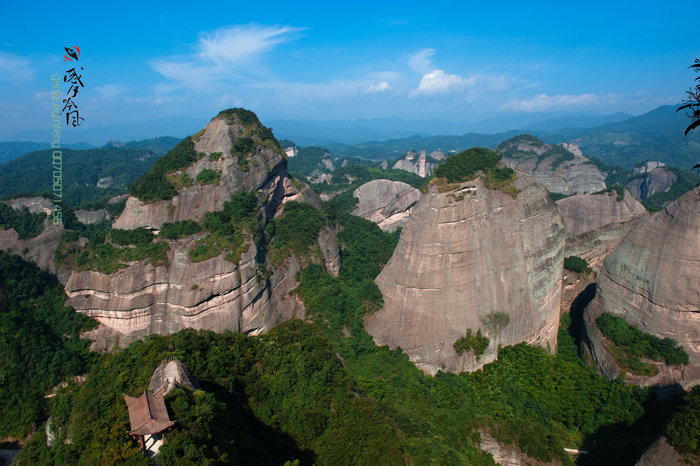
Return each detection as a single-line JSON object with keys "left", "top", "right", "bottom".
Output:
{"left": 3, "top": 188, "right": 696, "bottom": 465}
{"left": 0, "top": 148, "right": 160, "bottom": 207}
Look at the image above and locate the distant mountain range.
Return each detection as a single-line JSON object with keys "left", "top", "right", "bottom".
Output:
{"left": 316, "top": 105, "right": 699, "bottom": 169}
{"left": 0, "top": 136, "right": 180, "bottom": 165}
{"left": 270, "top": 112, "right": 634, "bottom": 146}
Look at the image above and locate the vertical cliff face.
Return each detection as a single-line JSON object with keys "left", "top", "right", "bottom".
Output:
{"left": 556, "top": 191, "right": 648, "bottom": 268}
{"left": 0, "top": 197, "right": 64, "bottom": 274}
{"left": 583, "top": 186, "right": 700, "bottom": 388}
{"left": 64, "top": 109, "right": 340, "bottom": 348}
{"left": 351, "top": 179, "right": 421, "bottom": 232}
{"left": 366, "top": 173, "right": 565, "bottom": 374}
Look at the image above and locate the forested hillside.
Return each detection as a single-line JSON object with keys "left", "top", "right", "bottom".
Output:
{"left": 0, "top": 148, "right": 159, "bottom": 207}
{"left": 13, "top": 208, "right": 691, "bottom": 465}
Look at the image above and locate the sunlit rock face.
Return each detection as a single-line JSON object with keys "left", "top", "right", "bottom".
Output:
{"left": 65, "top": 110, "right": 340, "bottom": 349}
{"left": 0, "top": 197, "right": 64, "bottom": 274}
{"left": 352, "top": 179, "right": 421, "bottom": 232}
{"left": 556, "top": 191, "right": 648, "bottom": 268}
{"left": 583, "top": 186, "right": 700, "bottom": 388}
{"left": 366, "top": 173, "right": 565, "bottom": 375}
{"left": 498, "top": 136, "right": 606, "bottom": 195}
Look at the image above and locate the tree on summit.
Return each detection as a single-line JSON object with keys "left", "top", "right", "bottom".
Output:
{"left": 677, "top": 58, "right": 700, "bottom": 169}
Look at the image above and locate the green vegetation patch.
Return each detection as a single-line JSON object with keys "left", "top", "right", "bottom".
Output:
{"left": 667, "top": 386, "right": 700, "bottom": 457}
{"left": 267, "top": 201, "right": 326, "bottom": 266}
{"left": 195, "top": 168, "right": 221, "bottom": 186}
{"left": 454, "top": 328, "right": 490, "bottom": 359}
{"left": 564, "top": 255, "right": 592, "bottom": 275}
{"left": 0, "top": 203, "right": 46, "bottom": 239}
{"left": 596, "top": 313, "right": 689, "bottom": 376}
{"left": 159, "top": 220, "right": 202, "bottom": 239}
{"left": 109, "top": 227, "right": 153, "bottom": 246}
{"left": 104, "top": 197, "right": 127, "bottom": 218}
{"left": 189, "top": 192, "right": 259, "bottom": 263}
{"left": 434, "top": 147, "right": 519, "bottom": 198}
{"left": 129, "top": 136, "right": 203, "bottom": 202}
{"left": 165, "top": 172, "right": 193, "bottom": 189}
{"left": 73, "top": 240, "right": 170, "bottom": 274}
{"left": 0, "top": 251, "right": 95, "bottom": 438}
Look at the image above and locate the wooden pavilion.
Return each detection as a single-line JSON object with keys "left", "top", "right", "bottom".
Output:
{"left": 123, "top": 391, "right": 176, "bottom": 451}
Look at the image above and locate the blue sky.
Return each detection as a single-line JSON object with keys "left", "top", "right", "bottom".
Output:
{"left": 1, "top": 0, "right": 699, "bottom": 143}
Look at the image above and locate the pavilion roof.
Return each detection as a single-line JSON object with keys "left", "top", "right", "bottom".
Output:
{"left": 123, "top": 391, "right": 175, "bottom": 436}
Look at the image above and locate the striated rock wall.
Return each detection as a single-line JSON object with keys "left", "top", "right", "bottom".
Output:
{"left": 352, "top": 179, "right": 421, "bottom": 232}
{"left": 66, "top": 110, "right": 340, "bottom": 348}
{"left": 583, "top": 187, "right": 700, "bottom": 388}
{"left": 0, "top": 197, "right": 64, "bottom": 273}
{"left": 499, "top": 136, "right": 606, "bottom": 195}
{"left": 626, "top": 166, "right": 677, "bottom": 201}
{"left": 0, "top": 222, "right": 64, "bottom": 273}
{"left": 556, "top": 191, "right": 646, "bottom": 238}
{"left": 556, "top": 191, "right": 647, "bottom": 268}
{"left": 366, "top": 173, "right": 565, "bottom": 374}
{"left": 67, "top": 175, "right": 335, "bottom": 349}
{"left": 392, "top": 149, "right": 436, "bottom": 177}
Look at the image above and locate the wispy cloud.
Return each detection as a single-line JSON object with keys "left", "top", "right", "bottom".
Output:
{"left": 501, "top": 92, "right": 622, "bottom": 112}
{"left": 365, "top": 81, "right": 391, "bottom": 93}
{"left": 198, "top": 25, "right": 302, "bottom": 65}
{"left": 151, "top": 24, "right": 302, "bottom": 92}
{"left": 408, "top": 48, "right": 435, "bottom": 73}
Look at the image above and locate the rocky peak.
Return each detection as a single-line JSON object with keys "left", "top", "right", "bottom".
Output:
{"left": 64, "top": 109, "right": 340, "bottom": 349}
{"left": 114, "top": 109, "right": 287, "bottom": 230}
{"left": 367, "top": 149, "right": 565, "bottom": 374}
{"left": 497, "top": 134, "right": 606, "bottom": 195}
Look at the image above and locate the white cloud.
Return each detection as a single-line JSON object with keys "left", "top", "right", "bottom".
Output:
{"left": 501, "top": 92, "right": 621, "bottom": 112}
{"left": 365, "top": 81, "right": 390, "bottom": 93}
{"left": 412, "top": 69, "right": 475, "bottom": 95}
{"left": 151, "top": 24, "right": 302, "bottom": 92}
{"left": 408, "top": 48, "right": 435, "bottom": 73}
{"left": 199, "top": 25, "right": 302, "bottom": 65}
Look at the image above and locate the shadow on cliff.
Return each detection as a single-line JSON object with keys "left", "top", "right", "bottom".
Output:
{"left": 563, "top": 284, "right": 685, "bottom": 465}
{"left": 199, "top": 379, "right": 316, "bottom": 465}
{"left": 576, "top": 385, "right": 684, "bottom": 465}
{"left": 567, "top": 283, "right": 596, "bottom": 356}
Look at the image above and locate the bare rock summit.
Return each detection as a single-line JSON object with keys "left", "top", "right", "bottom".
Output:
{"left": 366, "top": 155, "right": 565, "bottom": 374}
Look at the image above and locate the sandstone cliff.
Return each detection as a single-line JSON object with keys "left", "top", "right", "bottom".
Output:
{"left": 64, "top": 109, "right": 340, "bottom": 349}
{"left": 0, "top": 197, "right": 64, "bottom": 273}
{"left": 626, "top": 165, "right": 677, "bottom": 201}
{"left": 351, "top": 179, "right": 421, "bottom": 231}
{"left": 583, "top": 186, "right": 700, "bottom": 388}
{"left": 366, "top": 172, "right": 565, "bottom": 374}
{"left": 635, "top": 436, "right": 687, "bottom": 466}
{"left": 497, "top": 135, "right": 606, "bottom": 195}
{"left": 556, "top": 191, "right": 647, "bottom": 268}
{"left": 392, "top": 149, "right": 435, "bottom": 177}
